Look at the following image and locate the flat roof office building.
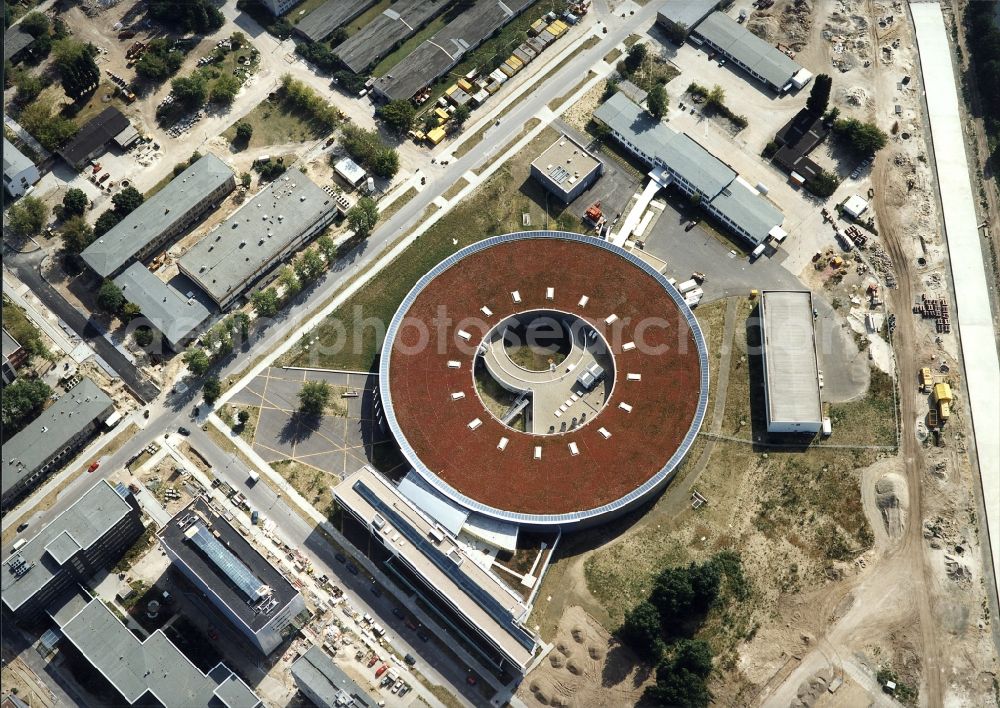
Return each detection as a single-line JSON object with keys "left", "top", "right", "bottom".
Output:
{"left": 334, "top": 466, "right": 538, "bottom": 674}
{"left": 1, "top": 378, "right": 115, "bottom": 509}
{"left": 759, "top": 290, "right": 823, "bottom": 433}
{"left": 530, "top": 133, "right": 604, "bottom": 203}
{"left": 178, "top": 173, "right": 337, "bottom": 309}
{"left": 82, "top": 154, "right": 235, "bottom": 279}
{"left": 159, "top": 498, "right": 305, "bottom": 654}
{"left": 594, "top": 92, "right": 785, "bottom": 246}
{"left": 291, "top": 645, "right": 379, "bottom": 707}
{"left": 114, "top": 263, "right": 213, "bottom": 351}
{"left": 2, "top": 480, "right": 143, "bottom": 622}
{"left": 59, "top": 597, "right": 262, "bottom": 707}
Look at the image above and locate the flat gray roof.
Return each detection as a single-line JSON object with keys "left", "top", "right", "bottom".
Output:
{"left": 114, "top": 263, "right": 212, "bottom": 349}
{"left": 295, "top": 0, "right": 377, "bottom": 42}
{"left": 2, "top": 480, "right": 133, "bottom": 612}
{"left": 709, "top": 179, "right": 784, "bottom": 245}
{"left": 334, "top": 0, "right": 449, "bottom": 74}
{"left": 694, "top": 11, "right": 801, "bottom": 88}
{"left": 178, "top": 173, "right": 335, "bottom": 305}
{"left": 594, "top": 91, "right": 735, "bottom": 197}
{"left": 656, "top": 0, "right": 720, "bottom": 33}
{"left": 531, "top": 133, "right": 603, "bottom": 196}
{"left": 59, "top": 598, "right": 261, "bottom": 707}
{"left": 1, "top": 328, "right": 21, "bottom": 358}
{"left": 81, "top": 154, "right": 234, "bottom": 278}
{"left": 290, "top": 645, "right": 378, "bottom": 707}
{"left": 3, "top": 25, "right": 34, "bottom": 61}
{"left": 372, "top": 0, "right": 534, "bottom": 101}
{"left": 3, "top": 137, "right": 35, "bottom": 177}
{"left": 1, "top": 378, "right": 113, "bottom": 497}
{"left": 760, "top": 290, "right": 823, "bottom": 425}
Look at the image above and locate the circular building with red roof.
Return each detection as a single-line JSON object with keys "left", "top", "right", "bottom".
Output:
{"left": 380, "top": 231, "right": 709, "bottom": 530}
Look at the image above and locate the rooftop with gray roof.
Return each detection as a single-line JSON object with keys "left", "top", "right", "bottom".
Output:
{"left": 1, "top": 378, "right": 113, "bottom": 498}
{"left": 290, "top": 645, "right": 379, "bottom": 707}
{"left": 694, "top": 11, "right": 802, "bottom": 89}
{"left": 3, "top": 25, "right": 34, "bottom": 61}
{"left": 178, "top": 173, "right": 336, "bottom": 306}
{"left": 58, "top": 598, "right": 262, "bottom": 707}
{"left": 3, "top": 137, "right": 35, "bottom": 178}
{"left": 114, "top": 263, "right": 213, "bottom": 349}
{"left": 656, "top": 0, "right": 721, "bottom": 35}
{"left": 2, "top": 480, "right": 133, "bottom": 612}
{"left": 81, "top": 154, "right": 234, "bottom": 278}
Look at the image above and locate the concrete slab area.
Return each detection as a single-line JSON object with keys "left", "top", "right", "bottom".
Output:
{"left": 910, "top": 3, "right": 1000, "bottom": 594}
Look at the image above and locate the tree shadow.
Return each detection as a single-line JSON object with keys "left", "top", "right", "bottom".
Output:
{"left": 278, "top": 409, "right": 320, "bottom": 445}
{"left": 601, "top": 639, "right": 653, "bottom": 688}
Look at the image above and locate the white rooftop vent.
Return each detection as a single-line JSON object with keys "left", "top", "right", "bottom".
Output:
{"left": 568, "top": 442, "right": 579, "bottom": 456}
{"left": 497, "top": 437, "right": 509, "bottom": 451}
{"left": 605, "top": 314, "right": 618, "bottom": 325}
{"left": 451, "top": 391, "right": 466, "bottom": 400}
{"left": 447, "top": 360, "right": 461, "bottom": 369}
{"left": 468, "top": 418, "right": 482, "bottom": 430}
{"left": 533, "top": 446, "right": 542, "bottom": 460}
{"left": 457, "top": 329, "right": 471, "bottom": 341}
{"left": 599, "top": 427, "right": 611, "bottom": 439}
{"left": 545, "top": 287, "right": 554, "bottom": 300}
{"left": 619, "top": 402, "right": 633, "bottom": 412}
{"left": 578, "top": 295, "right": 589, "bottom": 307}
{"left": 511, "top": 290, "right": 521, "bottom": 303}
{"left": 622, "top": 341, "right": 636, "bottom": 351}
{"left": 481, "top": 306, "right": 493, "bottom": 317}
{"left": 627, "top": 373, "right": 641, "bottom": 381}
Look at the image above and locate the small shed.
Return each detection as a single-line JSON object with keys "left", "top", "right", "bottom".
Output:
{"left": 843, "top": 194, "right": 869, "bottom": 219}
{"left": 334, "top": 157, "right": 367, "bottom": 188}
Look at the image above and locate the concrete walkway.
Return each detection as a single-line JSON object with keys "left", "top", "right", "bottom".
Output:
{"left": 910, "top": 2, "right": 1000, "bottom": 601}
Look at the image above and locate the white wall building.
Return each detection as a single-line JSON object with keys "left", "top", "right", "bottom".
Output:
{"left": 3, "top": 138, "right": 40, "bottom": 198}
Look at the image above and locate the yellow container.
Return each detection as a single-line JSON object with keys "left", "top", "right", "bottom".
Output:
{"left": 933, "top": 382, "right": 952, "bottom": 403}
{"left": 434, "top": 107, "right": 450, "bottom": 124}
{"left": 427, "top": 127, "right": 446, "bottom": 144}
{"left": 457, "top": 79, "right": 473, "bottom": 92}
{"left": 507, "top": 55, "right": 523, "bottom": 69}
{"left": 444, "top": 84, "right": 458, "bottom": 96}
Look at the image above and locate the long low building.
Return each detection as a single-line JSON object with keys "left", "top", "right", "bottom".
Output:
{"left": 759, "top": 290, "right": 823, "bottom": 433}
{"left": 82, "top": 154, "right": 235, "bottom": 279}
{"left": 692, "top": 11, "right": 811, "bottom": 92}
{"left": 1, "top": 378, "right": 115, "bottom": 509}
{"left": 334, "top": 0, "right": 449, "bottom": 74}
{"left": 372, "top": 0, "right": 534, "bottom": 101}
{"left": 114, "top": 263, "right": 213, "bottom": 350}
{"left": 2, "top": 480, "right": 144, "bottom": 622}
{"left": 334, "top": 466, "right": 538, "bottom": 674}
{"left": 57, "top": 107, "right": 137, "bottom": 170}
{"left": 178, "top": 173, "right": 338, "bottom": 309}
{"left": 291, "top": 645, "right": 380, "bottom": 707}
{"left": 594, "top": 92, "right": 785, "bottom": 246}
{"left": 294, "top": 0, "right": 377, "bottom": 42}
{"left": 159, "top": 498, "right": 305, "bottom": 654}
{"left": 59, "top": 598, "right": 262, "bottom": 707}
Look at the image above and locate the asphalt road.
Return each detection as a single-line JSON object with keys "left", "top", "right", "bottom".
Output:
{"left": 2, "top": 249, "right": 160, "bottom": 401}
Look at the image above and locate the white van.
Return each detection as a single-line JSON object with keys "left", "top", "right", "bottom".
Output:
{"left": 12, "top": 539, "right": 27, "bottom": 552}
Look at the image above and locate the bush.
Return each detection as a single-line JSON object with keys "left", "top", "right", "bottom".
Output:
{"left": 832, "top": 118, "right": 888, "bottom": 156}
{"left": 339, "top": 124, "right": 399, "bottom": 179}
{"left": 147, "top": 0, "right": 223, "bottom": 34}
{"left": 805, "top": 169, "right": 840, "bottom": 198}
{"left": 97, "top": 280, "right": 125, "bottom": 313}
{"left": 278, "top": 74, "right": 342, "bottom": 131}
{"left": 136, "top": 39, "right": 184, "bottom": 82}
{"left": 375, "top": 99, "right": 416, "bottom": 135}
{"left": 254, "top": 157, "right": 286, "bottom": 181}
{"left": 134, "top": 327, "right": 154, "bottom": 347}
{"left": 7, "top": 196, "right": 48, "bottom": 237}
{"left": 298, "top": 380, "right": 331, "bottom": 417}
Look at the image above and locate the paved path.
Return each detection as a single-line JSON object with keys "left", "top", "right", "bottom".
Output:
{"left": 910, "top": 2, "right": 1000, "bottom": 606}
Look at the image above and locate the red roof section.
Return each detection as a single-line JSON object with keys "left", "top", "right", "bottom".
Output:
{"left": 387, "top": 238, "right": 703, "bottom": 516}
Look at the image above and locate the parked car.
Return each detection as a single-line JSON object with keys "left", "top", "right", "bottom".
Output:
{"left": 178, "top": 427, "right": 191, "bottom": 436}
{"left": 250, "top": 510, "right": 259, "bottom": 524}
{"left": 370, "top": 584, "right": 381, "bottom": 597}
{"left": 366, "top": 655, "right": 379, "bottom": 668}
{"left": 335, "top": 552, "right": 346, "bottom": 563}
{"left": 466, "top": 675, "right": 478, "bottom": 686}
{"left": 392, "top": 607, "right": 405, "bottom": 620}
{"left": 374, "top": 663, "right": 389, "bottom": 678}
{"left": 87, "top": 461, "right": 100, "bottom": 473}
{"left": 404, "top": 653, "right": 416, "bottom": 666}
{"left": 417, "top": 631, "right": 430, "bottom": 642}
{"left": 346, "top": 563, "right": 359, "bottom": 575}
{"left": 16, "top": 523, "right": 28, "bottom": 532}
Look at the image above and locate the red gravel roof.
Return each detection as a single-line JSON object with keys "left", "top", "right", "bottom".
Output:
{"left": 387, "top": 237, "right": 703, "bottom": 517}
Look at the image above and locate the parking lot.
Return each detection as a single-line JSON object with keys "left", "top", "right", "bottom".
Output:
{"left": 227, "top": 367, "right": 389, "bottom": 478}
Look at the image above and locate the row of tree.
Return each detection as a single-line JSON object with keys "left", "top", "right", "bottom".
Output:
{"left": 279, "top": 74, "right": 343, "bottom": 132}
{"left": 338, "top": 124, "right": 399, "bottom": 179}
{"left": 964, "top": 3, "right": 1000, "bottom": 141}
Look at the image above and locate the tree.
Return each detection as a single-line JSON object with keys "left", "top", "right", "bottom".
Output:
{"left": 14, "top": 71, "right": 44, "bottom": 103}
{"left": 17, "top": 97, "right": 77, "bottom": 150}
{"left": 171, "top": 74, "right": 207, "bottom": 108}
{"left": 317, "top": 234, "right": 338, "bottom": 262}
{"left": 647, "top": 84, "right": 668, "bottom": 120}
{"left": 369, "top": 148, "right": 399, "bottom": 179}
{"left": 240, "top": 172, "right": 252, "bottom": 188}
{"left": 235, "top": 121, "right": 253, "bottom": 143}
{"left": 121, "top": 302, "right": 141, "bottom": 320}
{"left": 135, "top": 40, "right": 184, "bottom": 81}
{"left": 251, "top": 288, "right": 280, "bottom": 317}
{"left": 230, "top": 31, "right": 246, "bottom": 49}
{"left": 183, "top": 347, "right": 211, "bottom": 376}
{"left": 203, "top": 376, "right": 221, "bottom": 404}
{"left": 644, "top": 640, "right": 714, "bottom": 708}
{"left": 237, "top": 409, "right": 251, "bottom": 426}
{"left": 53, "top": 39, "right": 99, "bottom": 100}
{"left": 706, "top": 84, "right": 726, "bottom": 110}
{"left": 2, "top": 378, "right": 52, "bottom": 434}
{"left": 62, "top": 188, "right": 88, "bottom": 218}
{"left": 453, "top": 104, "right": 471, "bottom": 126}
{"left": 650, "top": 560, "right": 722, "bottom": 630}
{"left": 294, "top": 249, "right": 325, "bottom": 284}
{"left": 112, "top": 186, "right": 144, "bottom": 216}
{"left": 277, "top": 266, "right": 300, "bottom": 296}
{"left": 619, "top": 601, "right": 665, "bottom": 662}
{"left": 298, "top": 380, "right": 331, "bottom": 417}
{"left": 147, "top": 0, "right": 223, "bottom": 34}
{"left": 19, "top": 11, "right": 50, "bottom": 38}
{"left": 832, "top": 118, "right": 888, "bottom": 156}
{"left": 134, "top": 327, "right": 154, "bottom": 347}
{"left": 806, "top": 73, "right": 832, "bottom": 115}
{"left": 375, "top": 99, "right": 416, "bottom": 135}
{"left": 624, "top": 42, "right": 647, "bottom": 73}
{"left": 805, "top": 169, "right": 839, "bottom": 198}
{"left": 60, "top": 217, "right": 95, "bottom": 254}
{"left": 96, "top": 280, "right": 125, "bottom": 313}
{"left": 7, "top": 196, "right": 48, "bottom": 237}
{"left": 347, "top": 197, "right": 379, "bottom": 238}
{"left": 94, "top": 210, "right": 121, "bottom": 237}
{"left": 210, "top": 74, "right": 241, "bottom": 105}
{"left": 231, "top": 311, "right": 251, "bottom": 338}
